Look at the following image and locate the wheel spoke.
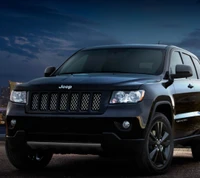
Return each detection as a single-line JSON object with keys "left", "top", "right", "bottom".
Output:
{"left": 150, "top": 132, "right": 157, "bottom": 141}
{"left": 36, "top": 153, "right": 43, "bottom": 161}
{"left": 162, "top": 140, "right": 171, "bottom": 147}
{"left": 161, "top": 132, "right": 169, "bottom": 143}
{"left": 28, "top": 152, "right": 44, "bottom": 162}
{"left": 162, "top": 150, "right": 167, "bottom": 160}
{"left": 148, "top": 117, "right": 173, "bottom": 168}
{"left": 149, "top": 137, "right": 157, "bottom": 146}
{"left": 155, "top": 122, "right": 163, "bottom": 139}
{"left": 150, "top": 148, "right": 157, "bottom": 160}
{"left": 159, "top": 122, "right": 163, "bottom": 139}
{"left": 155, "top": 122, "right": 159, "bottom": 138}
{"left": 159, "top": 151, "right": 165, "bottom": 164}
{"left": 163, "top": 145, "right": 170, "bottom": 159}
{"left": 149, "top": 132, "right": 157, "bottom": 146}
{"left": 153, "top": 150, "right": 159, "bottom": 163}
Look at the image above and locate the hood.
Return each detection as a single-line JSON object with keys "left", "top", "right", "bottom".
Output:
{"left": 16, "top": 73, "right": 161, "bottom": 91}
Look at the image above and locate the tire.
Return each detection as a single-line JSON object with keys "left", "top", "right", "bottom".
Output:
{"left": 5, "top": 141, "right": 53, "bottom": 170}
{"left": 136, "top": 112, "right": 174, "bottom": 175}
{"left": 191, "top": 143, "right": 200, "bottom": 161}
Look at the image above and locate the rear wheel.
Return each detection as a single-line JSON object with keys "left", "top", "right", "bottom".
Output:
{"left": 191, "top": 143, "right": 200, "bottom": 161}
{"left": 136, "top": 112, "right": 174, "bottom": 175}
{"left": 5, "top": 141, "right": 53, "bottom": 170}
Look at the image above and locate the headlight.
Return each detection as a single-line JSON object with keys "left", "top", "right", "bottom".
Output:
{"left": 10, "top": 91, "right": 26, "bottom": 103}
{"left": 110, "top": 90, "right": 145, "bottom": 104}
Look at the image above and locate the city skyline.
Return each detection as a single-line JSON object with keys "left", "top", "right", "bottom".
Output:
{"left": 1, "top": 0, "right": 200, "bottom": 85}
{"left": 0, "top": 85, "right": 10, "bottom": 108}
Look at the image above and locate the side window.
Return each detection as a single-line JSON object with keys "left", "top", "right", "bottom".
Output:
{"left": 181, "top": 53, "right": 197, "bottom": 79}
{"left": 192, "top": 57, "right": 200, "bottom": 79}
{"left": 170, "top": 51, "right": 183, "bottom": 74}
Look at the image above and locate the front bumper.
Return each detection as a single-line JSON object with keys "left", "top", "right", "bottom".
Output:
{"left": 6, "top": 130, "right": 144, "bottom": 154}
{"left": 6, "top": 101, "right": 149, "bottom": 154}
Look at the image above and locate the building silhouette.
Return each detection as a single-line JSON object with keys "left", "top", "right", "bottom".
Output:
{"left": 0, "top": 86, "right": 10, "bottom": 108}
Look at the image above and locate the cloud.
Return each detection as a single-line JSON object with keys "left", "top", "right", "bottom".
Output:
{"left": 151, "top": 29, "right": 200, "bottom": 58}
{"left": 41, "top": 36, "right": 76, "bottom": 50}
{"left": 0, "top": 49, "right": 70, "bottom": 85}
{"left": 176, "top": 29, "right": 200, "bottom": 50}
{"left": 0, "top": 0, "right": 121, "bottom": 86}
{"left": 0, "top": 36, "right": 11, "bottom": 46}
{"left": 0, "top": 2, "right": 119, "bottom": 60}
{"left": 160, "top": 29, "right": 200, "bottom": 58}
{"left": 0, "top": 36, "right": 9, "bottom": 42}
{"left": 0, "top": 51, "right": 45, "bottom": 84}
{"left": 14, "top": 37, "right": 30, "bottom": 45}
{"left": 0, "top": 0, "right": 119, "bottom": 52}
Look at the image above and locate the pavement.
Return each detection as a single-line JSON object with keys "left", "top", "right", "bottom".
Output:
{"left": 0, "top": 141, "right": 199, "bottom": 178}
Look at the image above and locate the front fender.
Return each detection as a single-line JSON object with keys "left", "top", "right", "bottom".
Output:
{"left": 147, "top": 96, "right": 175, "bottom": 128}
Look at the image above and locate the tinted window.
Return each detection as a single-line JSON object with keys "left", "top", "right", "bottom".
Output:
{"left": 56, "top": 48, "right": 164, "bottom": 75}
{"left": 182, "top": 53, "right": 197, "bottom": 79}
{"left": 170, "top": 51, "right": 183, "bottom": 74}
{"left": 192, "top": 57, "right": 200, "bottom": 79}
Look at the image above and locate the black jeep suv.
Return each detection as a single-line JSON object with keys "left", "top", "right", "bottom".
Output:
{"left": 5, "top": 44, "right": 200, "bottom": 174}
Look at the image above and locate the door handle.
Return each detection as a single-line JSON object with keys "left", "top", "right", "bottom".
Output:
{"left": 188, "top": 84, "right": 194, "bottom": 89}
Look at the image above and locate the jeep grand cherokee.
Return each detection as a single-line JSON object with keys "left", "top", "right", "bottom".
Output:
{"left": 5, "top": 44, "right": 200, "bottom": 174}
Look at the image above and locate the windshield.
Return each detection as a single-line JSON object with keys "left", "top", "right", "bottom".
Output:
{"left": 55, "top": 48, "right": 165, "bottom": 75}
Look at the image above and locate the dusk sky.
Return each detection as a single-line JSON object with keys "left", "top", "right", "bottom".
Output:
{"left": 1, "top": 0, "right": 200, "bottom": 86}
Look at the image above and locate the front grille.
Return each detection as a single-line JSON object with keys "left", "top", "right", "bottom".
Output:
{"left": 59, "top": 93, "right": 68, "bottom": 111}
{"left": 31, "top": 94, "right": 39, "bottom": 110}
{"left": 81, "top": 93, "right": 90, "bottom": 111}
{"left": 49, "top": 93, "right": 58, "bottom": 111}
{"left": 29, "top": 92, "right": 102, "bottom": 113}
{"left": 70, "top": 93, "right": 79, "bottom": 111}
{"left": 40, "top": 94, "right": 48, "bottom": 110}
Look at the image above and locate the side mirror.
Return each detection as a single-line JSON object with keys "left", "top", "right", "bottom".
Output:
{"left": 44, "top": 66, "right": 56, "bottom": 77}
{"left": 172, "top": 64, "right": 193, "bottom": 79}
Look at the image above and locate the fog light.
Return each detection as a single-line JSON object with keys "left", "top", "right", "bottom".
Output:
{"left": 10, "top": 119, "right": 16, "bottom": 127}
{"left": 122, "top": 121, "right": 130, "bottom": 129}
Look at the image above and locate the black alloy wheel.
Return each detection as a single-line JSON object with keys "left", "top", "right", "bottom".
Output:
{"left": 148, "top": 120, "right": 171, "bottom": 168}
{"left": 136, "top": 112, "right": 174, "bottom": 175}
{"left": 5, "top": 141, "right": 53, "bottom": 170}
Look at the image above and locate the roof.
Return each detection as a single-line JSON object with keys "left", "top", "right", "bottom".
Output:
{"left": 82, "top": 44, "right": 199, "bottom": 59}
{"left": 82, "top": 44, "right": 170, "bottom": 50}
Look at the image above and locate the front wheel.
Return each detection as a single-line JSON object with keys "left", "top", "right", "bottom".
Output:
{"left": 5, "top": 141, "right": 53, "bottom": 170}
{"left": 136, "top": 112, "right": 174, "bottom": 175}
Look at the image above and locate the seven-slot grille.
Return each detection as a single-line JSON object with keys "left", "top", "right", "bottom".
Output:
{"left": 30, "top": 92, "right": 102, "bottom": 113}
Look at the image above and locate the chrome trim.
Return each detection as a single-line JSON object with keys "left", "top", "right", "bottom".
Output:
{"left": 136, "top": 116, "right": 146, "bottom": 129}
{"left": 58, "top": 85, "right": 72, "bottom": 89}
{"left": 175, "top": 111, "right": 200, "bottom": 120}
{"left": 174, "top": 134, "right": 200, "bottom": 142}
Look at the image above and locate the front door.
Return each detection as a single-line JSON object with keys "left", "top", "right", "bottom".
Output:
{"left": 170, "top": 51, "right": 197, "bottom": 138}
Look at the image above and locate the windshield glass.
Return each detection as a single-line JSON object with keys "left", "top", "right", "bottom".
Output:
{"left": 55, "top": 48, "right": 165, "bottom": 75}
